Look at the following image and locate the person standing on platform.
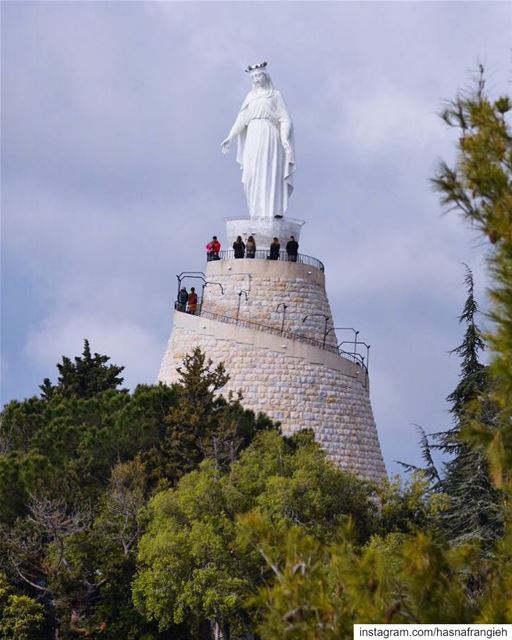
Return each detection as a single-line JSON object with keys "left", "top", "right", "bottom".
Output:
{"left": 286, "top": 235, "right": 299, "bottom": 262}
{"left": 233, "top": 236, "right": 245, "bottom": 258}
{"left": 187, "top": 287, "right": 198, "bottom": 315}
{"left": 269, "top": 237, "right": 280, "bottom": 260}
{"left": 206, "top": 236, "right": 221, "bottom": 261}
{"left": 246, "top": 235, "right": 256, "bottom": 258}
{"left": 178, "top": 287, "right": 188, "bottom": 311}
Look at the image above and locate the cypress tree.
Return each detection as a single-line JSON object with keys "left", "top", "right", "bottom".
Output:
{"left": 435, "top": 267, "right": 503, "bottom": 546}
{"left": 39, "top": 339, "right": 125, "bottom": 400}
{"left": 141, "top": 347, "right": 275, "bottom": 489}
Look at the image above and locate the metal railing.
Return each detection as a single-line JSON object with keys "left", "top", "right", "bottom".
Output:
{"left": 212, "top": 250, "right": 325, "bottom": 272}
{"left": 177, "top": 307, "right": 368, "bottom": 374}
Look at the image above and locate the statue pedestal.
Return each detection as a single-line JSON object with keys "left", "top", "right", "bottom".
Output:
{"left": 225, "top": 216, "right": 305, "bottom": 249}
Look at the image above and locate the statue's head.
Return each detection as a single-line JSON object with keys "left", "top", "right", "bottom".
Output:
{"left": 246, "top": 62, "right": 272, "bottom": 89}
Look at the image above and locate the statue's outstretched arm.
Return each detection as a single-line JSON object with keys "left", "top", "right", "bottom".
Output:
{"left": 221, "top": 99, "right": 249, "bottom": 154}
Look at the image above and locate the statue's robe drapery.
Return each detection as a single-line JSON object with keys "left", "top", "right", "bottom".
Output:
{"left": 229, "top": 89, "right": 295, "bottom": 219}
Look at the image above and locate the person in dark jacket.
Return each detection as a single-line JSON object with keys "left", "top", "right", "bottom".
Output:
{"left": 286, "top": 235, "right": 299, "bottom": 262}
{"left": 233, "top": 236, "right": 245, "bottom": 258}
{"left": 246, "top": 235, "right": 256, "bottom": 258}
{"left": 178, "top": 287, "right": 188, "bottom": 311}
{"left": 269, "top": 237, "right": 280, "bottom": 260}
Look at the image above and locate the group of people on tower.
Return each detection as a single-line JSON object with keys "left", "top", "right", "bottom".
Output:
{"left": 178, "top": 233, "right": 300, "bottom": 316}
{"left": 177, "top": 287, "right": 198, "bottom": 315}
{"left": 205, "top": 235, "right": 299, "bottom": 262}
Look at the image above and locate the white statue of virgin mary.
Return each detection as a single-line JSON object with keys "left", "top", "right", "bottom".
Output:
{"left": 221, "top": 63, "right": 295, "bottom": 220}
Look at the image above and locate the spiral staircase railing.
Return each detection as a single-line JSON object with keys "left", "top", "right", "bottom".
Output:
{"left": 174, "top": 304, "right": 367, "bottom": 373}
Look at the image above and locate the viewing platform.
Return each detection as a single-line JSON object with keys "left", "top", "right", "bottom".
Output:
{"left": 175, "top": 255, "right": 370, "bottom": 371}
{"left": 212, "top": 249, "right": 324, "bottom": 272}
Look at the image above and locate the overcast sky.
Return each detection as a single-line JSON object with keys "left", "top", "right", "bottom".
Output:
{"left": 2, "top": 1, "right": 510, "bottom": 475}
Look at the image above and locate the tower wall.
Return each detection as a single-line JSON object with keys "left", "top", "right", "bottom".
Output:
{"left": 201, "top": 259, "right": 338, "bottom": 349}
{"left": 159, "top": 258, "right": 387, "bottom": 483}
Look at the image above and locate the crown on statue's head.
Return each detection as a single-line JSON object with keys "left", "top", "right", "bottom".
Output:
{"left": 245, "top": 62, "right": 267, "bottom": 73}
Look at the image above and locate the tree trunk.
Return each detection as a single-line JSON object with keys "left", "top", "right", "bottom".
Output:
{"left": 211, "top": 619, "right": 230, "bottom": 640}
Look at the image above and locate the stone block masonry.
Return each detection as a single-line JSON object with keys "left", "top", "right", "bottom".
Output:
{"left": 158, "top": 284, "right": 387, "bottom": 483}
{"left": 201, "top": 258, "right": 339, "bottom": 349}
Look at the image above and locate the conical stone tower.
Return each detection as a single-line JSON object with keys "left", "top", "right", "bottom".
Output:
{"left": 158, "top": 221, "right": 386, "bottom": 482}
{"left": 158, "top": 62, "right": 386, "bottom": 482}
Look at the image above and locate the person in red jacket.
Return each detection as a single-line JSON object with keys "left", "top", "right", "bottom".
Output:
{"left": 206, "top": 236, "right": 221, "bottom": 261}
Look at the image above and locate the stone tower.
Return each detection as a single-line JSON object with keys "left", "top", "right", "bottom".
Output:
{"left": 158, "top": 218, "right": 386, "bottom": 483}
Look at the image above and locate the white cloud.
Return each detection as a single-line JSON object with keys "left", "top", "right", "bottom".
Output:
{"left": 338, "top": 79, "right": 445, "bottom": 153}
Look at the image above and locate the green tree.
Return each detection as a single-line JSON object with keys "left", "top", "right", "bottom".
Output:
{"left": 431, "top": 64, "right": 512, "bottom": 621}
{"left": 1, "top": 346, "right": 278, "bottom": 637}
{"left": 142, "top": 347, "right": 275, "bottom": 489}
{"left": 0, "top": 572, "right": 46, "bottom": 640}
{"left": 432, "top": 66, "right": 512, "bottom": 486}
{"left": 133, "top": 430, "right": 377, "bottom": 638}
{"left": 39, "top": 461, "right": 168, "bottom": 640}
{"left": 39, "top": 339, "right": 125, "bottom": 400}
{"left": 1, "top": 345, "right": 178, "bottom": 637}
{"left": 0, "top": 383, "right": 177, "bottom": 522}
{"left": 399, "top": 267, "right": 504, "bottom": 546}
{"left": 246, "top": 519, "right": 483, "bottom": 639}
{"left": 373, "top": 474, "right": 447, "bottom": 536}
{"left": 434, "top": 267, "right": 503, "bottom": 545}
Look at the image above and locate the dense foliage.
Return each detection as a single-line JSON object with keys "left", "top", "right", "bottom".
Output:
{"left": 0, "top": 344, "right": 276, "bottom": 638}
{"left": 1, "top": 70, "right": 511, "bottom": 638}
{"left": 133, "top": 430, "right": 381, "bottom": 637}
